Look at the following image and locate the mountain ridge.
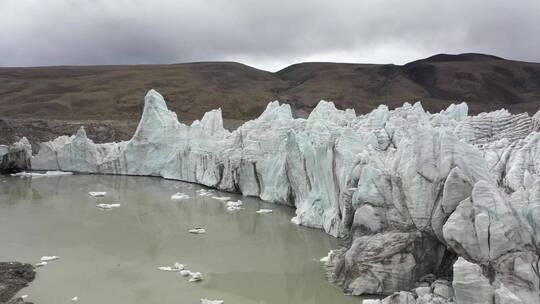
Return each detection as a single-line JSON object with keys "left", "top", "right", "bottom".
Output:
{"left": 1, "top": 53, "right": 539, "bottom": 145}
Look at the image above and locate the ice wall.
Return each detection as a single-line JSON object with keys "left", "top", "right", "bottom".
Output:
{"left": 31, "top": 89, "right": 540, "bottom": 303}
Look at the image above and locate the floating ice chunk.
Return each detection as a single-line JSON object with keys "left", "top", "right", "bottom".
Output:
{"left": 188, "top": 228, "right": 206, "bottom": 234}
{"left": 256, "top": 209, "right": 273, "bottom": 214}
{"left": 196, "top": 189, "right": 213, "bottom": 197}
{"left": 71, "top": 296, "right": 79, "bottom": 302}
{"left": 171, "top": 192, "right": 190, "bottom": 200}
{"left": 226, "top": 206, "right": 244, "bottom": 211}
{"left": 158, "top": 262, "right": 185, "bottom": 272}
{"left": 201, "top": 299, "right": 224, "bottom": 304}
{"left": 180, "top": 270, "right": 192, "bottom": 277}
{"left": 96, "top": 203, "right": 120, "bottom": 209}
{"left": 89, "top": 192, "right": 107, "bottom": 197}
{"left": 362, "top": 300, "right": 381, "bottom": 304}
{"left": 35, "top": 261, "right": 48, "bottom": 267}
{"left": 48, "top": 171, "right": 73, "bottom": 177}
{"left": 40, "top": 256, "right": 59, "bottom": 261}
{"left": 21, "top": 295, "right": 28, "bottom": 299}
{"left": 226, "top": 200, "right": 243, "bottom": 211}
{"left": 212, "top": 196, "right": 231, "bottom": 201}
{"left": 226, "top": 200, "right": 242, "bottom": 207}
{"left": 11, "top": 171, "right": 73, "bottom": 178}
{"left": 174, "top": 262, "right": 185, "bottom": 270}
{"left": 189, "top": 272, "right": 203, "bottom": 282}
{"left": 320, "top": 250, "right": 334, "bottom": 263}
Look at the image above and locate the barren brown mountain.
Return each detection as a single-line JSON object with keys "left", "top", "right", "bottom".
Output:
{"left": 1, "top": 53, "right": 539, "bottom": 146}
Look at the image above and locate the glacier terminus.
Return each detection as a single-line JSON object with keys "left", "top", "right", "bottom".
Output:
{"left": 7, "top": 89, "right": 540, "bottom": 303}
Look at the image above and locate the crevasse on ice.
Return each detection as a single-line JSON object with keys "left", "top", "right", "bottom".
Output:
{"left": 31, "top": 89, "right": 540, "bottom": 303}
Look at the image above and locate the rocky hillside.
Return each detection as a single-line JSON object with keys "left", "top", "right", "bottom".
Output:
{"left": 1, "top": 53, "right": 539, "bottom": 145}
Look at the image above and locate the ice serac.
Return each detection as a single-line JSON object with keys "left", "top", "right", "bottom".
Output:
{"left": 0, "top": 137, "right": 31, "bottom": 173}
{"left": 31, "top": 89, "right": 540, "bottom": 302}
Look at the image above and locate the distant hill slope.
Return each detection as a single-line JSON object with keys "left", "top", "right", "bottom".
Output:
{"left": 276, "top": 53, "right": 540, "bottom": 115}
{"left": 1, "top": 53, "right": 539, "bottom": 145}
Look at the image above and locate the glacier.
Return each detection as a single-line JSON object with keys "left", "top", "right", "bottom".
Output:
{"left": 0, "top": 137, "right": 31, "bottom": 173}
{"left": 23, "top": 89, "right": 540, "bottom": 303}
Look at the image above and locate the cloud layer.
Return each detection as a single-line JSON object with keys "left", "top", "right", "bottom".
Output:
{"left": 1, "top": 0, "right": 539, "bottom": 71}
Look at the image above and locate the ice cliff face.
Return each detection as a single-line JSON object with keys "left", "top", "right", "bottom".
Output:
{"left": 31, "top": 89, "right": 540, "bottom": 303}
{"left": 0, "top": 137, "right": 31, "bottom": 173}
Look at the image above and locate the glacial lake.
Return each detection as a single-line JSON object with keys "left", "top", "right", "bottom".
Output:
{"left": 0, "top": 174, "right": 360, "bottom": 304}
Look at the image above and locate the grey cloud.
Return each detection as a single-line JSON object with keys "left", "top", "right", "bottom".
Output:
{"left": 1, "top": 0, "right": 539, "bottom": 71}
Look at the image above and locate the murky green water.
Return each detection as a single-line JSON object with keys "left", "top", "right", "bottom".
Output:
{"left": 0, "top": 174, "right": 359, "bottom": 304}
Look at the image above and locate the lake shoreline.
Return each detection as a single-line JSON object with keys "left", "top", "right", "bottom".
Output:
{"left": 0, "top": 262, "right": 35, "bottom": 304}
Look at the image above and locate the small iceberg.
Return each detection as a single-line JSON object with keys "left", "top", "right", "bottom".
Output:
{"left": 21, "top": 295, "right": 28, "bottom": 299}
{"left": 256, "top": 209, "right": 273, "bottom": 214}
{"left": 35, "top": 261, "right": 47, "bottom": 267}
{"left": 157, "top": 262, "right": 185, "bottom": 272}
{"left": 188, "top": 228, "right": 206, "bottom": 234}
{"left": 96, "top": 203, "right": 120, "bottom": 209}
{"left": 180, "top": 270, "right": 192, "bottom": 277}
{"left": 40, "top": 256, "right": 59, "bottom": 261}
{"left": 178, "top": 269, "right": 203, "bottom": 282}
{"left": 226, "top": 200, "right": 243, "bottom": 211}
{"left": 196, "top": 189, "right": 213, "bottom": 197}
{"left": 212, "top": 196, "right": 230, "bottom": 201}
{"left": 201, "top": 299, "right": 224, "bottom": 304}
{"left": 320, "top": 250, "right": 334, "bottom": 263}
{"left": 189, "top": 272, "right": 203, "bottom": 282}
{"left": 171, "top": 192, "right": 190, "bottom": 200}
{"left": 89, "top": 192, "right": 107, "bottom": 197}
{"left": 71, "top": 296, "right": 79, "bottom": 302}
{"left": 11, "top": 171, "right": 73, "bottom": 178}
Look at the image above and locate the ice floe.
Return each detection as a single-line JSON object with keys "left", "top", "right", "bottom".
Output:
{"left": 40, "top": 256, "right": 59, "bottom": 261}
{"left": 11, "top": 171, "right": 73, "bottom": 178}
{"left": 189, "top": 272, "right": 203, "bottom": 282}
{"left": 171, "top": 192, "right": 190, "bottom": 200}
{"left": 180, "top": 270, "right": 191, "bottom": 277}
{"left": 201, "top": 299, "right": 224, "bottom": 304}
{"left": 174, "top": 267, "right": 204, "bottom": 282}
{"left": 256, "top": 209, "right": 272, "bottom": 214}
{"left": 225, "top": 200, "right": 243, "bottom": 211}
{"left": 88, "top": 191, "right": 107, "bottom": 197}
{"left": 157, "top": 262, "right": 185, "bottom": 272}
{"left": 188, "top": 228, "right": 206, "bottom": 234}
{"left": 211, "top": 196, "right": 230, "bottom": 201}
{"left": 319, "top": 250, "right": 334, "bottom": 263}
{"left": 196, "top": 189, "right": 213, "bottom": 197}
{"left": 96, "top": 203, "right": 120, "bottom": 209}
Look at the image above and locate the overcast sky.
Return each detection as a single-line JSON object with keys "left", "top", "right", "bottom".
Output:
{"left": 1, "top": 0, "right": 539, "bottom": 71}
